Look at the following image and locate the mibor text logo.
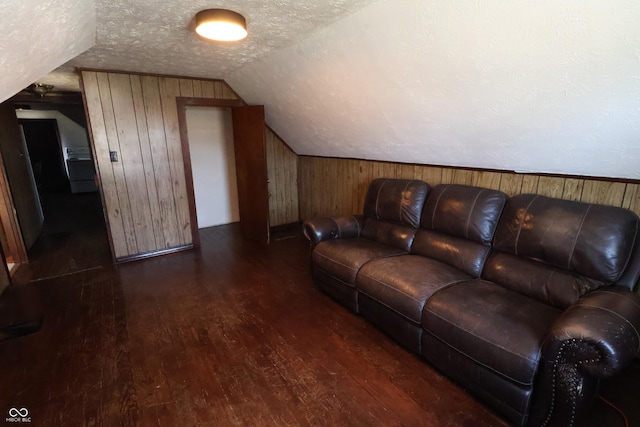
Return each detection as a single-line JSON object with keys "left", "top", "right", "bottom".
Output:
{"left": 6, "top": 407, "right": 31, "bottom": 423}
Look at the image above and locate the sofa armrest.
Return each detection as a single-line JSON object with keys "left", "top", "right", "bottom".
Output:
{"left": 302, "top": 215, "right": 364, "bottom": 247}
{"left": 543, "top": 286, "right": 640, "bottom": 377}
{"left": 617, "top": 229, "right": 640, "bottom": 290}
{"left": 529, "top": 287, "right": 640, "bottom": 426}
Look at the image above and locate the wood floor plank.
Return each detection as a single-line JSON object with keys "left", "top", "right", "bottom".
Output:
{"left": 1, "top": 193, "right": 638, "bottom": 426}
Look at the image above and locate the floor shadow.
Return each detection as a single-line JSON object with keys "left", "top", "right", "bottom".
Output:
{"left": 12, "top": 191, "right": 111, "bottom": 284}
{"left": 1, "top": 191, "right": 110, "bottom": 340}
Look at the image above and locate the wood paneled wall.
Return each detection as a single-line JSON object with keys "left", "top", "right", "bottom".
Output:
{"left": 298, "top": 156, "right": 640, "bottom": 220}
{"left": 266, "top": 131, "right": 298, "bottom": 227}
{"left": 82, "top": 70, "right": 298, "bottom": 260}
{"left": 0, "top": 147, "right": 27, "bottom": 269}
{"left": 0, "top": 110, "right": 27, "bottom": 269}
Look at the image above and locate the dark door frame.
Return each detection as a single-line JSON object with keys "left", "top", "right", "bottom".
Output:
{"left": 0, "top": 102, "right": 42, "bottom": 263}
{"left": 176, "top": 97, "right": 244, "bottom": 247}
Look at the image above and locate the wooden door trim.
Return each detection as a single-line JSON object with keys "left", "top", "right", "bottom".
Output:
{"left": 0, "top": 103, "right": 32, "bottom": 266}
{"left": 176, "top": 97, "right": 244, "bottom": 247}
{"left": 0, "top": 149, "right": 27, "bottom": 265}
{"left": 79, "top": 72, "right": 118, "bottom": 263}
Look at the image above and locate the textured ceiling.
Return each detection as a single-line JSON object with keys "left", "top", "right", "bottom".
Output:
{"left": 229, "top": 0, "right": 640, "bottom": 179}
{"left": 38, "top": 0, "right": 378, "bottom": 91}
{"left": 0, "top": 0, "right": 94, "bottom": 101}
{"left": 14, "top": 0, "right": 640, "bottom": 180}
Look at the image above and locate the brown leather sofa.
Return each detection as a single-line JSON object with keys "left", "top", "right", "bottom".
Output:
{"left": 303, "top": 178, "right": 640, "bottom": 427}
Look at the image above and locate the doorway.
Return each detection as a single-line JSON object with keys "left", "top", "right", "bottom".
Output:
{"left": 184, "top": 106, "right": 240, "bottom": 228}
{"left": 19, "top": 119, "right": 69, "bottom": 194}
{"left": 8, "top": 104, "right": 110, "bottom": 282}
{"left": 177, "top": 98, "right": 270, "bottom": 247}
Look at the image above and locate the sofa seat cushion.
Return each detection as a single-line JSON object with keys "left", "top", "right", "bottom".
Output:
{"left": 357, "top": 255, "right": 471, "bottom": 324}
{"left": 312, "top": 238, "right": 407, "bottom": 286}
{"left": 421, "top": 280, "right": 562, "bottom": 386}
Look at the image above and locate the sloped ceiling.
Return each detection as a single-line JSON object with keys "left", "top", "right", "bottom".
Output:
{"left": 3, "top": 0, "right": 639, "bottom": 179}
{"left": 0, "top": 0, "right": 95, "bottom": 103}
{"left": 229, "top": 0, "right": 640, "bottom": 179}
{"left": 69, "top": 0, "right": 376, "bottom": 78}
{"left": 32, "top": 0, "right": 378, "bottom": 91}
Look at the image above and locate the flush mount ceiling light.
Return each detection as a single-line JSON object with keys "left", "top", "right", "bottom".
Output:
{"left": 195, "top": 9, "right": 247, "bottom": 42}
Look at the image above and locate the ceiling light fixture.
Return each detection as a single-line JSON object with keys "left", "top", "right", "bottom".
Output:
{"left": 28, "top": 83, "right": 54, "bottom": 97}
{"left": 195, "top": 9, "right": 247, "bottom": 42}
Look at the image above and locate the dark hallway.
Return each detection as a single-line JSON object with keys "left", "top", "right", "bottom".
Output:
{"left": 19, "top": 119, "right": 70, "bottom": 195}
{"left": 12, "top": 191, "right": 110, "bottom": 284}
{"left": 14, "top": 105, "right": 107, "bottom": 282}
{"left": 0, "top": 189, "right": 109, "bottom": 344}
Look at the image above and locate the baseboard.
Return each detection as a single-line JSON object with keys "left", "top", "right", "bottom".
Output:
{"left": 116, "top": 244, "right": 194, "bottom": 263}
{"left": 270, "top": 222, "right": 302, "bottom": 241}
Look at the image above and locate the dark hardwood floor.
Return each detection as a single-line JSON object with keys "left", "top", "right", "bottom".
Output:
{"left": 0, "top": 195, "right": 638, "bottom": 426}
{"left": 12, "top": 192, "right": 111, "bottom": 284}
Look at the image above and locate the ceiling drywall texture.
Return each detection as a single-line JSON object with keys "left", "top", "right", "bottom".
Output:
{"left": 62, "top": 0, "right": 378, "bottom": 83}
{"left": 0, "top": 0, "right": 95, "bottom": 102}
{"left": 229, "top": 0, "right": 640, "bottom": 179}
{"left": 7, "top": 0, "right": 639, "bottom": 180}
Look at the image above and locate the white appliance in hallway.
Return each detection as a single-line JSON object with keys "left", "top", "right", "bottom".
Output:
{"left": 65, "top": 147, "right": 97, "bottom": 193}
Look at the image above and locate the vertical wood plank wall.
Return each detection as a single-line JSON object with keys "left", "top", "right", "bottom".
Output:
{"left": 81, "top": 70, "right": 298, "bottom": 260}
{"left": 0, "top": 149, "right": 27, "bottom": 267}
{"left": 266, "top": 130, "right": 298, "bottom": 227}
{"left": 298, "top": 156, "right": 640, "bottom": 220}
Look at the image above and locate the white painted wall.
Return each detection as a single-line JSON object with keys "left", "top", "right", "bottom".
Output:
{"left": 185, "top": 106, "right": 240, "bottom": 228}
{"left": 0, "top": 0, "right": 95, "bottom": 103}
{"left": 229, "top": 0, "right": 640, "bottom": 180}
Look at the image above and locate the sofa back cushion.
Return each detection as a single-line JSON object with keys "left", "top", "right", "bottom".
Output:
{"left": 412, "top": 184, "right": 507, "bottom": 276}
{"left": 361, "top": 178, "right": 431, "bottom": 250}
{"left": 485, "top": 194, "right": 639, "bottom": 307}
{"left": 363, "top": 178, "right": 430, "bottom": 227}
